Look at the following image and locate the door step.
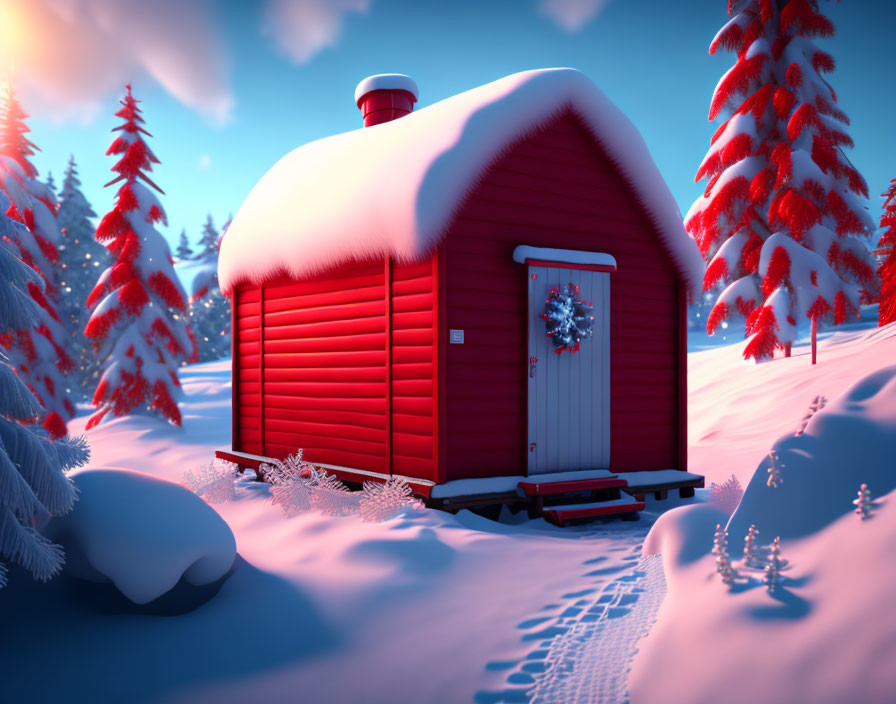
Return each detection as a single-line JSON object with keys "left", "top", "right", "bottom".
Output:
{"left": 542, "top": 494, "right": 645, "bottom": 527}
{"left": 518, "top": 474, "right": 643, "bottom": 523}
{"left": 518, "top": 475, "right": 625, "bottom": 497}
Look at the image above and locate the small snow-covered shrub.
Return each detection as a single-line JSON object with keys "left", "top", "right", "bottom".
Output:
{"left": 262, "top": 451, "right": 325, "bottom": 517}
{"left": 766, "top": 449, "right": 784, "bottom": 488}
{"left": 260, "top": 449, "right": 427, "bottom": 522}
{"left": 309, "top": 472, "right": 360, "bottom": 517}
{"left": 266, "top": 453, "right": 320, "bottom": 517}
{"left": 764, "top": 536, "right": 784, "bottom": 592}
{"left": 712, "top": 524, "right": 737, "bottom": 586}
{"left": 742, "top": 524, "right": 764, "bottom": 569}
{"left": 853, "top": 483, "right": 873, "bottom": 520}
{"left": 359, "top": 477, "right": 420, "bottom": 522}
{"left": 183, "top": 459, "right": 237, "bottom": 504}
{"left": 262, "top": 450, "right": 316, "bottom": 486}
{"left": 709, "top": 474, "right": 743, "bottom": 514}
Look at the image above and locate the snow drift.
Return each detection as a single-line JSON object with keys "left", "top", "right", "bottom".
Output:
{"left": 47, "top": 469, "right": 236, "bottom": 604}
{"left": 219, "top": 68, "right": 704, "bottom": 297}
{"left": 631, "top": 363, "right": 896, "bottom": 704}
{"left": 727, "top": 363, "right": 896, "bottom": 540}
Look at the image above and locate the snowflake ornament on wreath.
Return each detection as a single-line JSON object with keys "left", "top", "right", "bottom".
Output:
{"left": 541, "top": 283, "right": 594, "bottom": 353}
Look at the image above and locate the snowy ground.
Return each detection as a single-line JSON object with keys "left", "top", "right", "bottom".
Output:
{"left": 2, "top": 318, "right": 894, "bottom": 703}
{"left": 633, "top": 320, "right": 896, "bottom": 704}
{"left": 688, "top": 312, "right": 896, "bottom": 487}
{"left": 0, "top": 359, "right": 675, "bottom": 703}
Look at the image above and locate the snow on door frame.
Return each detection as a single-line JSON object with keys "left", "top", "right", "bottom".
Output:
{"left": 514, "top": 246, "right": 614, "bottom": 476}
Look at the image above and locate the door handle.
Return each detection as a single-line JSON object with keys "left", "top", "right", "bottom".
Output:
{"left": 529, "top": 356, "right": 538, "bottom": 378}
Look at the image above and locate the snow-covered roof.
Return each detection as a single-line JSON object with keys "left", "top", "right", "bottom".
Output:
{"left": 219, "top": 68, "right": 704, "bottom": 296}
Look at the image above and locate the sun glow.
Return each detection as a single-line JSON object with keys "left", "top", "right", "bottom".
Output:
{"left": 0, "top": 1, "right": 36, "bottom": 76}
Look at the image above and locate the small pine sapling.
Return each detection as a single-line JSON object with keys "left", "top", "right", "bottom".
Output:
{"left": 796, "top": 395, "right": 827, "bottom": 435}
{"left": 853, "top": 483, "right": 873, "bottom": 520}
{"left": 766, "top": 449, "right": 784, "bottom": 488}
{"left": 764, "top": 536, "right": 784, "bottom": 592}
{"left": 359, "top": 476, "right": 418, "bottom": 522}
{"left": 183, "top": 459, "right": 237, "bottom": 504}
{"left": 709, "top": 474, "right": 744, "bottom": 514}
{"left": 712, "top": 523, "right": 738, "bottom": 586}
{"left": 742, "top": 524, "right": 764, "bottom": 569}
{"left": 175, "top": 228, "right": 193, "bottom": 260}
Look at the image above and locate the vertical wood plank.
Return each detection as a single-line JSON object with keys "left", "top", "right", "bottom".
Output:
{"left": 385, "top": 257, "right": 392, "bottom": 475}
{"left": 539, "top": 267, "right": 546, "bottom": 473}
{"left": 259, "top": 286, "right": 266, "bottom": 456}
{"left": 601, "top": 273, "right": 611, "bottom": 466}
{"left": 231, "top": 288, "right": 240, "bottom": 452}
{"left": 580, "top": 270, "right": 592, "bottom": 467}
{"left": 436, "top": 247, "right": 448, "bottom": 484}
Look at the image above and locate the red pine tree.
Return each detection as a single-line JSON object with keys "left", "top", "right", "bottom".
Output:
{"left": 688, "top": 0, "right": 877, "bottom": 361}
{"left": 0, "top": 86, "right": 76, "bottom": 437}
{"left": 85, "top": 85, "right": 196, "bottom": 429}
{"left": 875, "top": 179, "right": 896, "bottom": 326}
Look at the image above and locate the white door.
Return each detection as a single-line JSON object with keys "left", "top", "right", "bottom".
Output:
{"left": 527, "top": 265, "right": 610, "bottom": 474}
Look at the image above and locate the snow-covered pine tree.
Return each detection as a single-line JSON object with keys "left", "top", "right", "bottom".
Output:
{"left": 712, "top": 523, "right": 737, "bottom": 585}
{"left": 189, "top": 214, "right": 230, "bottom": 362}
{"left": 196, "top": 214, "right": 219, "bottom": 258}
{"left": 175, "top": 228, "right": 193, "bottom": 260}
{"left": 84, "top": 85, "right": 195, "bottom": 429}
{"left": 0, "top": 87, "right": 77, "bottom": 437}
{"left": 0, "top": 196, "right": 89, "bottom": 588}
{"left": 743, "top": 523, "right": 764, "bottom": 568}
{"left": 689, "top": 0, "right": 877, "bottom": 361}
{"left": 56, "top": 155, "right": 109, "bottom": 401}
{"left": 875, "top": 179, "right": 896, "bottom": 326}
{"left": 764, "top": 535, "right": 784, "bottom": 591}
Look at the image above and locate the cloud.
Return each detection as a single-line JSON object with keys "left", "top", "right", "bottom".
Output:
{"left": 537, "top": 0, "right": 610, "bottom": 32}
{"left": 261, "top": 0, "right": 371, "bottom": 64}
{"left": 198, "top": 154, "right": 212, "bottom": 169}
{"left": 0, "top": 0, "right": 233, "bottom": 123}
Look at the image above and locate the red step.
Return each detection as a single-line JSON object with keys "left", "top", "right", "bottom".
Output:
{"left": 518, "top": 476, "right": 627, "bottom": 496}
{"left": 542, "top": 495, "right": 645, "bottom": 527}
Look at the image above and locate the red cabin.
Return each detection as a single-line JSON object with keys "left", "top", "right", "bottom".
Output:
{"left": 218, "top": 69, "right": 705, "bottom": 519}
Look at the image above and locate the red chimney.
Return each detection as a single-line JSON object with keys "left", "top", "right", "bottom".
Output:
{"left": 354, "top": 74, "right": 419, "bottom": 127}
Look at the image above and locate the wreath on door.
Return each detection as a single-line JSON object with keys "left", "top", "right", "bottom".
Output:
{"left": 541, "top": 283, "right": 594, "bottom": 354}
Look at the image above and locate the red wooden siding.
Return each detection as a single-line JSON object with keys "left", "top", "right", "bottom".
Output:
{"left": 444, "top": 111, "right": 684, "bottom": 479}
{"left": 390, "top": 258, "right": 437, "bottom": 482}
{"left": 231, "top": 258, "right": 436, "bottom": 481}
{"left": 234, "top": 286, "right": 263, "bottom": 455}
{"left": 260, "top": 261, "right": 389, "bottom": 472}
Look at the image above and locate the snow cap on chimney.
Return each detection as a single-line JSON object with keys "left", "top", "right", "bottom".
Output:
{"left": 354, "top": 74, "right": 419, "bottom": 127}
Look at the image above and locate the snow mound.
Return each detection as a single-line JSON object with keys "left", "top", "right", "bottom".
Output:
{"left": 727, "top": 364, "right": 896, "bottom": 541}
{"left": 220, "top": 68, "right": 703, "bottom": 297}
{"left": 631, "top": 484, "right": 896, "bottom": 704}
{"left": 632, "top": 364, "right": 896, "bottom": 704}
{"left": 48, "top": 468, "right": 236, "bottom": 604}
{"left": 642, "top": 502, "right": 730, "bottom": 568}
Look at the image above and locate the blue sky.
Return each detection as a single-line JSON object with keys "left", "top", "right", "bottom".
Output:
{"left": 10, "top": 0, "right": 895, "bottom": 251}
